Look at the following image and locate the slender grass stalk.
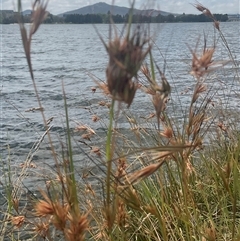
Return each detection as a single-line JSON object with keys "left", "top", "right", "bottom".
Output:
{"left": 126, "top": 0, "right": 135, "bottom": 41}
{"left": 62, "top": 82, "right": 79, "bottom": 214}
{"left": 17, "top": 0, "right": 59, "bottom": 167}
{"left": 0, "top": 147, "right": 13, "bottom": 241}
{"left": 6, "top": 145, "right": 13, "bottom": 213}
{"left": 149, "top": 50, "right": 156, "bottom": 83}
{"left": 106, "top": 99, "right": 115, "bottom": 206}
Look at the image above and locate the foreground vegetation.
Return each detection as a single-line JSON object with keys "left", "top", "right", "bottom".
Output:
{"left": 1, "top": 0, "right": 240, "bottom": 240}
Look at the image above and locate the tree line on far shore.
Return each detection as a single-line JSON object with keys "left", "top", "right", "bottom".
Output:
{"left": 0, "top": 11, "right": 228, "bottom": 24}
{"left": 64, "top": 12, "right": 228, "bottom": 24}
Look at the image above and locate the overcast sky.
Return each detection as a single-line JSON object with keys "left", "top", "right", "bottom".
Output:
{"left": 2, "top": 0, "right": 240, "bottom": 15}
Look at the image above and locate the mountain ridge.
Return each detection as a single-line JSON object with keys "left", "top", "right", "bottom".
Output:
{"left": 58, "top": 2, "right": 175, "bottom": 17}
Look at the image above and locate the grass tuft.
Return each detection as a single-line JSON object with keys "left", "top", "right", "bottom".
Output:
{"left": 1, "top": 0, "right": 239, "bottom": 240}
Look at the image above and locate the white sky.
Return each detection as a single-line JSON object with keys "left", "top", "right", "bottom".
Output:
{"left": 1, "top": 0, "right": 240, "bottom": 15}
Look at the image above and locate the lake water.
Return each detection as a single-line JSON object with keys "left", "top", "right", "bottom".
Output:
{"left": 1, "top": 22, "right": 240, "bottom": 189}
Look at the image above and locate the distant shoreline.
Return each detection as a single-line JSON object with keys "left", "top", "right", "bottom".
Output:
{"left": 0, "top": 11, "right": 231, "bottom": 24}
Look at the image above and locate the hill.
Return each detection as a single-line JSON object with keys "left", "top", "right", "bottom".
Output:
{"left": 58, "top": 2, "right": 174, "bottom": 17}
{"left": 22, "top": 9, "right": 32, "bottom": 15}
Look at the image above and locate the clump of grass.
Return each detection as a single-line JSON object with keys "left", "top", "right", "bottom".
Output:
{"left": 1, "top": 0, "right": 240, "bottom": 240}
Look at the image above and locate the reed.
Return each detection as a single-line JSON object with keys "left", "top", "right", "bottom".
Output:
{"left": 1, "top": 0, "right": 240, "bottom": 240}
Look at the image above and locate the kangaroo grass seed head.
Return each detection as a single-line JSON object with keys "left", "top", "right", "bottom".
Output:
{"left": 152, "top": 74, "right": 171, "bottom": 128}
{"left": 192, "top": 83, "right": 207, "bottom": 104}
{"left": 35, "top": 200, "right": 54, "bottom": 216}
{"left": 92, "top": 115, "right": 100, "bottom": 122}
{"left": 91, "top": 86, "right": 97, "bottom": 93}
{"left": 65, "top": 213, "right": 89, "bottom": 241}
{"left": 128, "top": 162, "right": 164, "bottom": 184}
{"left": 33, "top": 221, "right": 50, "bottom": 239}
{"left": 193, "top": 1, "right": 221, "bottom": 31}
{"left": 52, "top": 203, "right": 69, "bottom": 231}
{"left": 192, "top": 1, "right": 214, "bottom": 19}
{"left": 11, "top": 197, "right": 19, "bottom": 212}
{"left": 190, "top": 46, "right": 215, "bottom": 78}
{"left": 104, "top": 23, "right": 151, "bottom": 107}
{"left": 11, "top": 216, "right": 25, "bottom": 229}
{"left": 30, "top": 0, "right": 49, "bottom": 35}
{"left": 141, "top": 63, "right": 171, "bottom": 128}
{"left": 91, "top": 146, "right": 101, "bottom": 156}
{"left": 161, "top": 126, "right": 174, "bottom": 139}
{"left": 190, "top": 42, "right": 229, "bottom": 78}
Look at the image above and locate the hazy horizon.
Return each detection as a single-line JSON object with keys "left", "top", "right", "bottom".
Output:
{"left": 2, "top": 0, "right": 239, "bottom": 15}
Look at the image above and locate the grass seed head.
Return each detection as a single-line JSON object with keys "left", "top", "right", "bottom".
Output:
{"left": 65, "top": 213, "right": 89, "bottom": 241}
{"left": 81, "top": 133, "right": 91, "bottom": 140}
{"left": 161, "top": 126, "right": 174, "bottom": 139}
{"left": 116, "top": 158, "right": 127, "bottom": 179}
{"left": 193, "top": 1, "right": 214, "bottom": 19}
{"left": 116, "top": 200, "right": 128, "bottom": 227}
{"left": 12, "top": 198, "right": 19, "bottom": 212}
{"left": 35, "top": 200, "right": 54, "bottom": 216}
{"left": 204, "top": 221, "right": 216, "bottom": 241}
{"left": 218, "top": 122, "right": 227, "bottom": 132}
{"left": 149, "top": 68, "right": 171, "bottom": 128}
{"left": 190, "top": 47, "right": 215, "bottom": 78}
{"left": 105, "top": 25, "right": 151, "bottom": 107}
{"left": 52, "top": 202, "right": 69, "bottom": 231}
{"left": 12, "top": 216, "right": 25, "bottom": 229}
{"left": 91, "top": 86, "right": 97, "bottom": 93}
{"left": 95, "top": 82, "right": 110, "bottom": 96}
{"left": 192, "top": 83, "right": 207, "bottom": 103}
{"left": 92, "top": 115, "right": 100, "bottom": 122}
{"left": 30, "top": 0, "right": 49, "bottom": 35}
{"left": 91, "top": 146, "right": 101, "bottom": 156}
{"left": 33, "top": 221, "right": 50, "bottom": 239}
{"left": 75, "top": 125, "right": 88, "bottom": 132}
{"left": 129, "top": 162, "right": 163, "bottom": 184}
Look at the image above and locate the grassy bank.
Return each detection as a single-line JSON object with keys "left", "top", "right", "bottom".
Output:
{"left": 1, "top": 0, "right": 240, "bottom": 240}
